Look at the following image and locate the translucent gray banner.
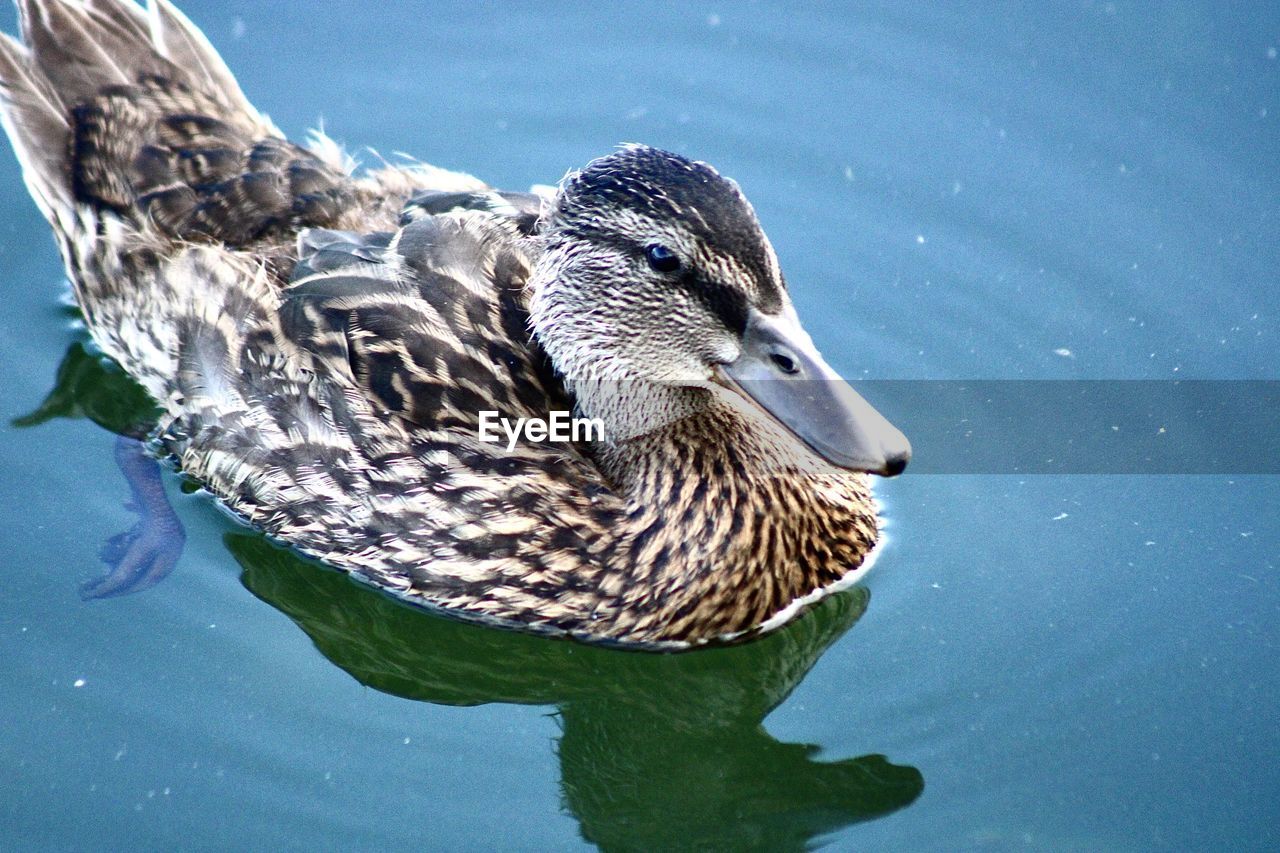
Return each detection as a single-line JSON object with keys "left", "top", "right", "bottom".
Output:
{"left": 857, "top": 380, "right": 1279, "bottom": 474}
{"left": 470, "top": 379, "right": 1278, "bottom": 475}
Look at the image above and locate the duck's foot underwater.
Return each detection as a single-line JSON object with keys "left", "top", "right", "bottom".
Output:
{"left": 81, "top": 436, "right": 185, "bottom": 599}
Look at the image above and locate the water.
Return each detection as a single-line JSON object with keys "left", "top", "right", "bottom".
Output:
{"left": 1, "top": 1, "right": 1276, "bottom": 849}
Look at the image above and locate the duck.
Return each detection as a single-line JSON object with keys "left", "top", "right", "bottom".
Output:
{"left": 0, "top": 0, "right": 910, "bottom": 647}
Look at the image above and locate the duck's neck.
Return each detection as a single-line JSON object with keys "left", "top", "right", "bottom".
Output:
{"left": 579, "top": 381, "right": 880, "bottom": 643}
{"left": 569, "top": 378, "right": 712, "bottom": 450}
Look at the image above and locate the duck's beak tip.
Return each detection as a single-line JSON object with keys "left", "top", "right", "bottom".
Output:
{"left": 716, "top": 310, "right": 911, "bottom": 477}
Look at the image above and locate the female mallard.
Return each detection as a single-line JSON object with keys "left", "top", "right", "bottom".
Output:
{"left": 0, "top": 0, "right": 909, "bottom": 647}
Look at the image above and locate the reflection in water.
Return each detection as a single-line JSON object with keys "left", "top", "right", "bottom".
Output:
{"left": 13, "top": 341, "right": 159, "bottom": 438}
{"left": 22, "top": 340, "right": 923, "bottom": 847}
{"left": 231, "top": 534, "right": 923, "bottom": 850}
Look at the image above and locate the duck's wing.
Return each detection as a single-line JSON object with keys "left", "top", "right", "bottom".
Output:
{"left": 282, "top": 203, "right": 574, "bottom": 435}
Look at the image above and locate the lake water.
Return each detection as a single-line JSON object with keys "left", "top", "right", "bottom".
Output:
{"left": 1, "top": 2, "right": 1276, "bottom": 850}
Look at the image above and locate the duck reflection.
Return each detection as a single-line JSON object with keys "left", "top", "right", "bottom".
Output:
{"left": 230, "top": 533, "right": 923, "bottom": 850}
{"left": 20, "top": 340, "right": 924, "bottom": 848}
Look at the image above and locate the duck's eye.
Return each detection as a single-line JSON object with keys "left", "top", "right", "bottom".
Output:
{"left": 645, "top": 243, "right": 681, "bottom": 274}
{"left": 769, "top": 351, "right": 799, "bottom": 375}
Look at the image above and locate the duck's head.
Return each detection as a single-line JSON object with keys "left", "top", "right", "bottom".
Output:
{"left": 529, "top": 145, "right": 910, "bottom": 477}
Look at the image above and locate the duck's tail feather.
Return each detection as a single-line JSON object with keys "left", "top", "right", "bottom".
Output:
{"left": 0, "top": 0, "right": 277, "bottom": 229}
{"left": 2, "top": 0, "right": 380, "bottom": 259}
{"left": 0, "top": 28, "right": 69, "bottom": 225}
{"left": 15, "top": 0, "right": 254, "bottom": 109}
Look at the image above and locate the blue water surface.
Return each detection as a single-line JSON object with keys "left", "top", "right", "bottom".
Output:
{"left": 0, "top": 2, "right": 1276, "bottom": 850}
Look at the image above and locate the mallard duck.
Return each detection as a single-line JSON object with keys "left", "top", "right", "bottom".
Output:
{"left": 0, "top": 0, "right": 909, "bottom": 647}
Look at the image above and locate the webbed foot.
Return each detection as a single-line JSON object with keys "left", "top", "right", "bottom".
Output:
{"left": 81, "top": 436, "right": 185, "bottom": 599}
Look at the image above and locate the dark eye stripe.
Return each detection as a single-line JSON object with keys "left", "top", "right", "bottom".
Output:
{"left": 677, "top": 272, "right": 749, "bottom": 335}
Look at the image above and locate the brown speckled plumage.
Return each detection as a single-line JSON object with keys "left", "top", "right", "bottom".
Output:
{"left": 0, "top": 0, "right": 895, "bottom": 647}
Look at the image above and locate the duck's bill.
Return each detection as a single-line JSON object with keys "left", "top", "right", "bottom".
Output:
{"left": 712, "top": 310, "right": 911, "bottom": 476}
